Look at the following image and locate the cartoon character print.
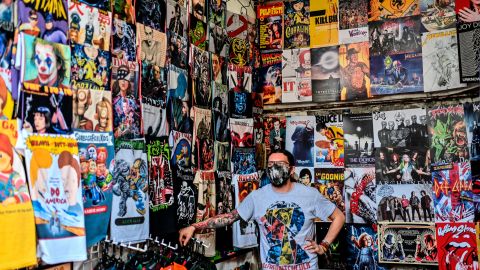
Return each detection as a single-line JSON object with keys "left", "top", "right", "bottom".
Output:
{"left": 79, "top": 144, "right": 112, "bottom": 205}
{"left": 112, "top": 158, "right": 148, "bottom": 216}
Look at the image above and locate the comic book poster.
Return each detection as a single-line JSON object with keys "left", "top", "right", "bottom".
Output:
{"left": 309, "top": 0, "right": 339, "bottom": 48}
{"left": 420, "top": 0, "right": 456, "bottom": 31}
{"left": 216, "top": 171, "right": 235, "bottom": 214}
{"left": 464, "top": 102, "right": 480, "bottom": 161}
{"left": 71, "top": 44, "right": 111, "bottom": 91}
{"left": 67, "top": 0, "right": 112, "bottom": 51}
{"left": 376, "top": 182, "right": 433, "bottom": 222}
{"left": 432, "top": 162, "right": 474, "bottom": 222}
{"left": 284, "top": 0, "right": 310, "bottom": 49}
{"left": 213, "top": 83, "right": 229, "bottom": 142}
{"left": 311, "top": 46, "right": 341, "bottom": 102}
{"left": 257, "top": 1, "right": 283, "bottom": 51}
{"left": 233, "top": 172, "right": 259, "bottom": 248}
{"left": 264, "top": 116, "right": 286, "bottom": 155}
{"left": 167, "top": 0, "right": 188, "bottom": 38}
{"left": 111, "top": 139, "right": 149, "bottom": 242}
{"left": 192, "top": 107, "right": 213, "bottom": 170}
{"left": 0, "top": 0, "right": 13, "bottom": 31}
{"left": 74, "top": 130, "right": 114, "bottom": 247}
{"left": 313, "top": 168, "right": 345, "bottom": 212}
{"left": 25, "top": 134, "right": 87, "bottom": 262}
{"left": 136, "top": 0, "right": 166, "bottom": 32}
{"left": 137, "top": 23, "right": 167, "bottom": 68}
{"left": 422, "top": 29, "right": 465, "bottom": 92}
{"left": 368, "top": 0, "right": 420, "bottom": 21}
{"left": 168, "top": 68, "right": 192, "bottom": 134}
{"left": 456, "top": 8, "right": 480, "bottom": 82}
{"left": 286, "top": 115, "right": 315, "bottom": 167}
{"left": 260, "top": 52, "right": 282, "bottom": 104}
{"left": 314, "top": 114, "right": 344, "bottom": 168}
{"left": 73, "top": 89, "right": 112, "bottom": 132}
{"left": 112, "top": 97, "right": 142, "bottom": 139}
{"left": 372, "top": 108, "right": 428, "bottom": 149}
{"left": 214, "top": 141, "right": 230, "bottom": 171}
{"left": 191, "top": 45, "right": 211, "bottom": 107}
{"left": 207, "top": 0, "right": 226, "bottom": 56}
{"left": 228, "top": 64, "right": 252, "bottom": 93}
{"left": 344, "top": 167, "right": 377, "bottom": 223}
{"left": 338, "top": 0, "right": 368, "bottom": 44}
{"left": 295, "top": 167, "right": 314, "bottom": 185}
{"left": 112, "top": 0, "right": 135, "bottom": 24}
{"left": 346, "top": 224, "right": 387, "bottom": 270}
{"left": 167, "top": 32, "right": 188, "bottom": 69}
{"left": 231, "top": 147, "right": 256, "bottom": 175}
{"left": 437, "top": 223, "right": 477, "bottom": 270}
{"left": 230, "top": 118, "right": 254, "bottom": 148}
{"left": 427, "top": 105, "right": 470, "bottom": 166}
{"left": 112, "top": 18, "right": 136, "bottom": 61}
{"left": 281, "top": 48, "right": 312, "bottom": 103}
{"left": 171, "top": 130, "right": 194, "bottom": 181}
{"left": 339, "top": 41, "right": 371, "bottom": 100}
{"left": 378, "top": 223, "right": 437, "bottom": 264}
{"left": 189, "top": 14, "right": 208, "bottom": 50}
{"left": 343, "top": 113, "right": 375, "bottom": 167}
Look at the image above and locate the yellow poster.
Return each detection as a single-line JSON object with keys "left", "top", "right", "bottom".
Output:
{"left": 310, "top": 0, "right": 339, "bottom": 48}
{"left": 368, "top": 0, "right": 420, "bottom": 21}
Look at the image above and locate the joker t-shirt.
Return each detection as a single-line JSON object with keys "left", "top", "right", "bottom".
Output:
{"left": 237, "top": 183, "right": 336, "bottom": 270}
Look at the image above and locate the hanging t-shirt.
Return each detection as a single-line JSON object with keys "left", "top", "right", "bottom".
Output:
{"left": 111, "top": 139, "right": 149, "bottom": 243}
{"left": 0, "top": 121, "right": 36, "bottom": 269}
{"left": 237, "top": 183, "right": 336, "bottom": 270}
{"left": 174, "top": 175, "right": 198, "bottom": 228}
{"left": 193, "top": 170, "right": 216, "bottom": 257}
{"left": 215, "top": 171, "right": 235, "bottom": 253}
{"left": 74, "top": 130, "right": 115, "bottom": 247}
{"left": 232, "top": 172, "right": 259, "bottom": 249}
{"left": 25, "top": 134, "right": 87, "bottom": 264}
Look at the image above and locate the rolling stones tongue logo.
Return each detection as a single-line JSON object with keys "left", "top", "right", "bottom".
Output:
{"left": 438, "top": 224, "right": 477, "bottom": 270}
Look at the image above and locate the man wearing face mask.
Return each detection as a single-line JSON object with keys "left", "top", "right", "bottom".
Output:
{"left": 179, "top": 150, "right": 345, "bottom": 270}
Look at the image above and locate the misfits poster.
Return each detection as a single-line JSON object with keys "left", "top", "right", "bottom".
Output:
{"left": 338, "top": 0, "right": 368, "bottom": 44}
{"left": 286, "top": 115, "right": 315, "bottom": 167}
{"left": 281, "top": 48, "right": 312, "bottom": 103}
{"left": 437, "top": 223, "right": 478, "bottom": 270}
{"left": 314, "top": 114, "right": 344, "bottom": 168}
{"left": 343, "top": 113, "right": 375, "bottom": 167}
{"left": 311, "top": 46, "right": 341, "bottom": 102}
{"left": 71, "top": 44, "right": 111, "bottom": 91}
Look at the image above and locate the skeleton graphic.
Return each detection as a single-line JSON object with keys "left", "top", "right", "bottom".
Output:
{"left": 177, "top": 181, "right": 195, "bottom": 223}
{"left": 113, "top": 158, "right": 148, "bottom": 216}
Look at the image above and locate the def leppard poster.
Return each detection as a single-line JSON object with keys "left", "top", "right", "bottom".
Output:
{"left": 309, "top": 0, "right": 339, "bottom": 48}
{"left": 437, "top": 223, "right": 478, "bottom": 270}
{"left": 286, "top": 115, "right": 315, "bottom": 167}
{"left": 314, "top": 114, "right": 344, "bottom": 168}
{"left": 345, "top": 167, "right": 377, "bottom": 223}
{"left": 368, "top": 0, "right": 420, "bottom": 21}
{"left": 281, "top": 48, "right": 312, "bottom": 103}
{"left": 257, "top": 1, "right": 283, "bottom": 51}
{"left": 71, "top": 44, "right": 111, "bottom": 91}
{"left": 338, "top": 0, "right": 368, "bottom": 44}
{"left": 283, "top": 0, "right": 310, "bottom": 49}
{"left": 260, "top": 52, "right": 282, "bottom": 105}
{"left": 339, "top": 42, "right": 371, "bottom": 100}
{"left": 311, "top": 46, "right": 341, "bottom": 102}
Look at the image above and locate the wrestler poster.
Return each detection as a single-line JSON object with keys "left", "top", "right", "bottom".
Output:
{"left": 437, "top": 223, "right": 477, "bottom": 270}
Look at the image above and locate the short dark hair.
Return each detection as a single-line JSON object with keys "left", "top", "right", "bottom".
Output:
{"left": 268, "top": 150, "right": 295, "bottom": 166}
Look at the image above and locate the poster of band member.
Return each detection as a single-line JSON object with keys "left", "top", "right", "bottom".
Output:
{"left": 142, "top": 66, "right": 168, "bottom": 138}
{"left": 192, "top": 107, "right": 213, "bottom": 169}
{"left": 317, "top": 223, "right": 348, "bottom": 269}
{"left": 214, "top": 141, "right": 230, "bottom": 171}
{"left": 427, "top": 104, "right": 470, "bottom": 166}
{"left": 295, "top": 166, "right": 314, "bottom": 185}
{"left": 372, "top": 108, "right": 428, "bottom": 149}
{"left": 112, "top": 18, "right": 136, "bottom": 61}
{"left": 167, "top": 32, "right": 188, "bottom": 69}
{"left": 74, "top": 130, "right": 114, "bottom": 247}
{"left": 67, "top": 0, "right": 112, "bottom": 51}
{"left": 432, "top": 162, "right": 474, "bottom": 222}
{"left": 73, "top": 89, "right": 112, "bottom": 132}
{"left": 368, "top": 0, "right": 420, "bottom": 21}
{"left": 311, "top": 46, "right": 341, "bottom": 102}
{"left": 346, "top": 224, "right": 387, "bottom": 270}
{"left": 264, "top": 115, "right": 286, "bottom": 154}
{"left": 344, "top": 167, "right": 377, "bottom": 223}
{"left": 71, "top": 44, "right": 111, "bottom": 90}
{"left": 376, "top": 182, "right": 433, "bottom": 222}
{"left": 136, "top": 0, "right": 166, "bottom": 32}
{"left": 189, "top": 14, "right": 208, "bottom": 50}
{"left": 338, "top": 0, "right": 368, "bottom": 44}
{"left": 171, "top": 130, "right": 194, "bottom": 181}
{"left": 25, "top": 134, "right": 87, "bottom": 263}
{"left": 282, "top": 48, "right": 312, "bottom": 103}
{"left": 213, "top": 83, "right": 229, "bottom": 142}
{"left": 167, "top": 0, "right": 188, "bottom": 38}
{"left": 420, "top": 0, "right": 456, "bottom": 31}
{"left": 257, "top": 1, "right": 283, "bottom": 51}
{"left": 286, "top": 115, "right": 315, "bottom": 167}
{"left": 231, "top": 147, "right": 256, "bottom": 175}
{"left": 343, "top": 113, "right": 375, "bottom": 167}
{"left": 260, "top": 52, "right": 282, "bottom": 104}
{"left": 283, "top": 0, "right": 310, "bottom": 49}
{"left": 111, "top": 139, "right": 149, "bottom": 243}
{"left": 313, "top": 168, "right": 345, "bottom": 212}
{"left": 437, "top": 223, "right": 477, "bottom": 270}
{"left": 230, "top": 118, "right": 254, "bottom": 148}
{"left": 310, "top": 0, "right": 339, "bottom": 48}
{"left": 464, "top": 102, "right": 480, "bottom": 161}
{"left": 191, "top": 45, "right": 211, "bottom": 108}
{"left": 314, "top": 114, "right": 344, "bottom": 168}
{"left": 138, "top": 24, "right": 167, "bottom": 68}
{"left": 208, "top": 0, "right": 226, "bottom": 56}
{"left": 378, "top": 223, "right": 437, "bottom": 265}
{"left": 339, "top": 42, "right": 371, "bottom": 100}
{"left": 456, "top": 0, "right": 480, "bottom": 82}
{"left": 233, "top": 172, "right": 259, "bottom": 248}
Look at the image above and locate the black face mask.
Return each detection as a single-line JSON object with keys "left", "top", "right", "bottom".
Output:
{"left": 267, "top": 163, "right": 290, "bottom": 187}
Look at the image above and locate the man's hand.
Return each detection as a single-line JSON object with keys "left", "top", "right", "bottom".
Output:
{"left": 179, "top": 225, "right": 196, "bottom": 246}
{"left": 303, "top": 240, "right": 327, "bottom": 255}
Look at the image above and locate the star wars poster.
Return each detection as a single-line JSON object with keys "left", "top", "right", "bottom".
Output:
{"left": 175, "top": 178, "right": 197, "bottom": 227}
{"left": 421, "top": 29, "right": 465, "bottom": 92}
{"left": 113, "top": 97, "right": 142, "bottom": 139}
{"left": 295, "top": 166, "right": 314, "bottom": 185}
{"left": 368, "top": 0, "right": 420, "bottom": 21}
{"left": 257, "top": 1, "right": 283, "bottom": 51}
{"left": 283, "top": 0, "right": 310, "bottom": 49}
{"left": 167, "top": 0, "right": 188, "bottom": 38}
{"left": 344, "top": 167, "right": 377, "bottom": 223}
{"left": 260, "top": 52, "right": 282, "bottom": 104}
{"left": 343, "top": 113, "right": 375, "bottom": 167}
{"left": 136, "top": 0, "right": 166, "bottom": 32}
{"left": 437, "top": 223, "right": 478, "bottom": 270}
{"left": 427, "top": 104, "right": 470, "bottom": 166}
{"left": 213, "top": 83, "right": 229, "bottom": 142}
{"left": 112, "top": 0, "right": 135, "bottom": 24}
{"left": 311, "top": 46, "right": 341, "bottom": 102}
{"left": 338, "top": 0, "right": 368, "bottom": 44}
{"left": 214, "top": 141, "right": 230, "bottom": 171}
{"left": 67, "top": 0, "right": 112, "bottom": 51}
{"left": 376, "top": 183, "right": 434, "bottom": 222}
{"left": 464, "top": 102, "right": 480, "bottom": 161}
{"left": 281, "top": 48, "right": 312, "bottom": 103}
{"left": 314, "top": 168, "right": 345, "bottom": 212}
{"left": 456, "top": 4, "right": 480, "bottom": 82}
{"left": 375, "top": 147, "right": 431, "bottom": 184}
{"left": 286, "top": 115, "right": 315, "bottom": 167}
{"left": 71, "top": 44, "right": 111, "bottom": 91}
{"left": 378, "top": 223, "right": 437, "bottom": 265}
{"left": 191, "top": 45, "right": 211, "bottom": 108}
{"left": 192, "top": 107, "right": 213, "bottom": 170}
{"left": 420, "top": 0, "right": 456, "bottom": 32}
{"left": 346, "top": 224, "right": 386, "bottom": 270}
{"left": 207, "top": 0, "right": 226, "bottom": 56}
{"left": 189, "top": 14, "right": 208, "bottom": 50}
{"left": 25, "top": 134, "right": 87, "bottom": 263}
{"left": 264, "top": 115, "right": 286, "bottom": 154}
{"left": 233, "top": 172, "right": 259, "bottom": 248}
{"left": 137, "top": 23, "right": 167, "bottom": 68}
{"left": 230, "top": 118, "right": 254, "bottom": 148}
{"left": 314, "top": 114, "right": 344, "bottom": 168}
{"left": 111, "top": 139, "right": 149, "bottom": 243}
{"left": 339, "top": 41, "right": 371, "bottom": 100}
{"left": 231, "top": 147, "right": 256, "bottom": 175}
{"left": 73, "top": 89, "right": 112, "bottom": 132}
{"left": 74, "top": 130, "right": 114, "bottom": 247}
{"left": 171, "top": 130, "right": 194, "bottom": 181}
{"left": 309, "top": 0, "right": 339, "bottom": 48}
{"left": 112, "top": 18, "right": 136, "bottom": 61}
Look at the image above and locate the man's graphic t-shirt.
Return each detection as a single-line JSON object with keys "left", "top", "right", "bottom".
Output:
{"left": 237, "top": 183, "right": 336, "bottom": 270}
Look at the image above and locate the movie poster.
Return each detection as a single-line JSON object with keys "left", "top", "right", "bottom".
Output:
{"left": 171, "top": 130, "right": 194, "bottom": 181}
{"left": 137, "top": 24, "right": 167, "bottom": 68}
{"left": 420, "top": 0, "right": 456, "bottom": 31}
{"left": 111, "top": 139, "right": 149, "bottom": 242}
{"left": 208, "top": 0, "right": 227, "bottom": 56}
{"left": 309, "top": 0, "right": 339, "bottom": 48}
{"left": 339, "top": 41, "right": 371, "bottom": 100}
{"left": 295, "top": 166, "right": 314, "bottom": 185}
{"left": 375, "top": 147, "right": 431, "bottom": 184}
{"left": 226, "top": 11, "right": 250, "bottom": 66}
{"left": 368, "top": 0, "right": 420, "bottom": 21}
{"left": 214, "top": 141, "right": 230, "bottom": 171}
{"left": 437, "top": 223, "right": 477, "bottom": 270}
{"left": 257, "top": 1, "right": 283, "bottom": 51}
{"left": 314, "top": 168, "right": 345, "bottom": 212}
{"left": 344, "top": 167, "right": 377, "bottom": 223}
{"left": 346, "top": 224, "right": 386, "bottom": 270}
{"left": 230, "top": 118, "right": 254, "bottom": 148}
{"left": 464, "top": 102, "right": 480, "bottom": 161}
{"left": 260, "top": 52, "right": 282, "bottom": 104}
{"left": 192, "top": 107, "right": 213, "bottom": 170}
{"left": 71, "top": 44, "right": 111, "bottom": 91}
{"left": 314, "top": 114, "right": 344, "bottom": 168}
{"left": 136, "top": 0, "right": 166, "bottom": 32}
{"left": 317, "top": 223, "right": 348, "bottom": 269}
{"left": 166, "top": 0, "right": 188, "bottom": 37}
{"left": 233, "top": 172, "right": 259, "bottom": 248}
{"left": 282, "top": 48, "right": 312, "bottom": 103}
{"left": 228, "top": 64, "right": 252, "bottom": 93}
{"left": 264, "top": 115, "right": 286, "bottom": 154}
{"left": 67, "top": 1, "right": 112, "bottom": 51}
{"left": 212, "top": 83, "right": 229, "bottom": 142}
{"left": 456, "top": 7, "right": 480, "bottom": 82}
{"left": 343, "top": 113, "right": 375, "bottom": 167}
{"left": 74, "top": 130, "right": 114, "bottom": 247}
{"left": 189, "top": 14, "right": 208, "bottom": 50}
{"left": 73, "top": 89, "right": 112, "bottom": 132}
{"left": 111, "top": 58, "right": 139, "bottom": 99}
{"left": 311, "top": 46, "right": 341, "bottom": 102}
{"left": 191, "top": 45, "right": 211, "bottom": 108}
{"left": 286, "top": 115, "right": 315, "bottom": 167}
{"left": 231, "top": 147, "right": 256, "bottom": 175}
{"left": 112, "top": 18, "right": 136, "bottom": 61}
{"left": 283, "top": 0, "right": 310, "bottom": 49}
{"left": 338, "top": 0, "right": 368, "bottom": 44}
{"left": 427, "top": 105, "right": 470, "bottom": 166}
